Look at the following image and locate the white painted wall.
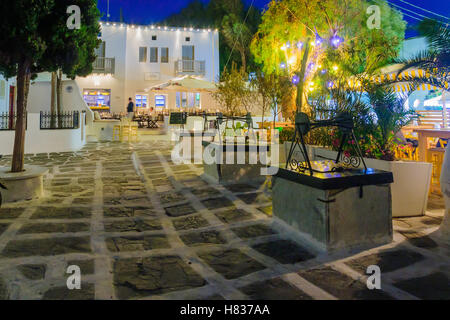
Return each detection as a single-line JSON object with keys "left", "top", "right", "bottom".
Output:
{"left": 0, "top": 113, "right": 86, "bottom": 156}
{"left": 75, "top": 23, "right": 220, "bottom": 113}
{"left": 0, "top": 75, "right": 15, "bottom": 113}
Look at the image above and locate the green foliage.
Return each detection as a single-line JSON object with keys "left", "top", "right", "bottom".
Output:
{"left": 0, "top": 0, "right": 100, "bottom": 172}
{"left": 212, "top": 63, "right": 250, "bottom": 116}
{"left": 394, "top": 19, "right": 449, "bottom": 91}
{"left": 308, "top": 86, "right": 414, "bottom": 161}
{"left": 251, "top": 0, "right": 404, "bottom": 74}
{"left": 0, "top": 0, "right": 101, "bottom": 79}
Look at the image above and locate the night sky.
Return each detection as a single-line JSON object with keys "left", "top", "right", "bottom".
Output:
{"left": 97, "top": 0, "right": 449, "bottom": 37}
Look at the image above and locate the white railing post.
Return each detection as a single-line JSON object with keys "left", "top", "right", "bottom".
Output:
{"left": 442, "top": 90, "right": 448, "bottom": 129}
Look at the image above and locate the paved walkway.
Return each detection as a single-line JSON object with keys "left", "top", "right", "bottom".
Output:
{"left": 0, "top": 139, "right": 448, "bottom": 300}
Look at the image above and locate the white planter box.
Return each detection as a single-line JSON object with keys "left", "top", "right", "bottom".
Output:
{"left": 311, "top": 146, "right": 432, "bottom": 217}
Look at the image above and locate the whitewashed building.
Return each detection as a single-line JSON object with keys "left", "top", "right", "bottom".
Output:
{"left": 76, "top": 22, "right": 220, "bottom": 113}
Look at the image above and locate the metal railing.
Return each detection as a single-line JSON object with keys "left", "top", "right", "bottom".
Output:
{"left": 0, "top": 112, "right": 27, "bottom": 130}
{"left": 175, "top": 60, "right": 206, "bottom": 75}
{"left": 93, "top": 57, "right": 115, "bottom": 74}
{"left": 40, "top": 111, "right": 80, "bottom": 129}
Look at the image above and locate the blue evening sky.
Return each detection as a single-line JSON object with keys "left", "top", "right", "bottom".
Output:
{"left": 96, "top": 0, "right": 449, "bottom": 38}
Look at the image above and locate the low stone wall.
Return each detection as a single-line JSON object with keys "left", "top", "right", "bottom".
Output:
{"left": 0, "top": 113, "right": 86, "bottom": 156}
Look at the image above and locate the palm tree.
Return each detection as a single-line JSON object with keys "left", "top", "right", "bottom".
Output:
{"left": 395, "top": 19, "right": 449, "bottom": 91}
{"left": 221, "top": 13, "right": 252, "bottom": 72}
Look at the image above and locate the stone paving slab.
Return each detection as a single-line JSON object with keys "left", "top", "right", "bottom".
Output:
{"left": 2, "top": 237, "right": 91, "bottom": 257}
{"left": 392, "top": 272, "right": 449, "bottom": 300}
{"left": 344, "top": 249, "right": 426, "bottom": 274}
{"left": 298, "top": 267, "right": 394, "bottom": 300}
{"left": 17, "top": 222, "right": 89, "bottom": 234}
{"left": 240, "top": 278, "right": 312, "bottom": 300}
{"left": 252, "top": 240, "right": 315, "bottom": 264}
{"left": 18, "top": 264, "right": 46, "bottom": 280}
{"left": 172, "top": 215, "right": 210, "bottom": 231}
{"left": 106, "top": 235, "right": 170, "bottom": 252}
{"left": 198, "top": 249, "right": 266, "bottom": 280}
{"left": 113, "top": 256, "right": 206, "bottom": 299}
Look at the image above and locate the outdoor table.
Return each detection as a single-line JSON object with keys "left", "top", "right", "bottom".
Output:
{"left": 413, "top": 129, "right": 450, "bottom": 161}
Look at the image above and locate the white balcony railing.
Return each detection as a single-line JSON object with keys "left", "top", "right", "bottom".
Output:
{"left": 175, "top": 60, "right": 205, "bottom": 76}
{"left": 93, "top": 57, "right": 115, "bottom": 74}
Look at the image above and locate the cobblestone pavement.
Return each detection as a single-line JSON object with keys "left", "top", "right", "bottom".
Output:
{"left": 0, "top": 140, "right": 448, "bottom": 300}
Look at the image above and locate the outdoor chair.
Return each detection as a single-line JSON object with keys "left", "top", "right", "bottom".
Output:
{"left": 112, "top": 125, "right": 121, "bottom": 141}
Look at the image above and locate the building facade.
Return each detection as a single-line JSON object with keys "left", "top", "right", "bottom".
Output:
{"left": 76, "top": 22, "right": 220, "bottom": 114}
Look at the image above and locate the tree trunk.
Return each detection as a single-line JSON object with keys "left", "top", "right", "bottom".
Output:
{"left": 11, "top": 60, "right": 32, "bottom": 173}
{"left": 56, "top": 69, "right": 62, "bottom": 128}
{"left": 296, "top": 40, "right": 311, "bottom": 113}
{"left": 239, "top": 48, "right": 246, "bottom": 73}
{"left": 50, "top": 72, "right": 57, "bottom": 128}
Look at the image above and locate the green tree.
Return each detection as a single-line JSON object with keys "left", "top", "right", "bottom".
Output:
{"left": 212, "top": 63, "right": 249, "bottom": 117}
{"left": 162, "top": 0, "right": 261, "bottom": 72}
{"left": 0, "top": 0, "right": 100, "bottom": 172}
{"left": 221, "top": 13, "right": 252, "bottom": 72}
{"left": 250, "top": 0, "right": 405, "bottom": 115}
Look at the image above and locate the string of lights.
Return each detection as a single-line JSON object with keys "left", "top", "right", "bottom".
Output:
{"left": 387, "top": 1, "right": 449, "bottom": 24}
{"left": 395, "top": 0, "right": 449, "bottom": 21}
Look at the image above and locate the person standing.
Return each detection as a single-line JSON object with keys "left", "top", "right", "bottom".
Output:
{"left": 127, "top": 97, "right": 135, "bottom": 119}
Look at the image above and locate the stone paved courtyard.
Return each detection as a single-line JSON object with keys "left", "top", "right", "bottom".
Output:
{"left": 0, "top": 138, "right": 448, "bottom": 300}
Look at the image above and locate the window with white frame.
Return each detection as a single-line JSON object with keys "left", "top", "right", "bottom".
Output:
{"left": 161, "top": 47, "right": 169, "bottom": 63}
{"left": 150, "top": 47, "right": 158, "bottom": 63}
{"left": 182, "top": 45, "right": 194, "bottom": 61}
{"left": 139, "top": 47, "right": 147, "bottom": 63}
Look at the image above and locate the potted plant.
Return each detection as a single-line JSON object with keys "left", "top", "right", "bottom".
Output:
{"left": 310, "top": 87, "right": 432, "bottom": 217}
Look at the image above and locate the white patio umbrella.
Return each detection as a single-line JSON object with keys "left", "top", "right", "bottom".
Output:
{"left": 148, "top": 76, "right": 217, "bottom": 92}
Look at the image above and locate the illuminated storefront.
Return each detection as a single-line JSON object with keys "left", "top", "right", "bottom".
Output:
{"left": 83, "top": 89, "right": 111, "bottom": 111}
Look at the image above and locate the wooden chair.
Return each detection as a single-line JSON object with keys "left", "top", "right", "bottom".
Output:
{"left": 427, "top": 148, "right": 445, "bottom": 194}
{"left": 112, "top": 125, "right": 121, "bottom": 141}
{"left": 129, "top": 123, "right": 139, "bottom": 142}
{"left": 120, "top": 124, "right": 131, "bottom": 142}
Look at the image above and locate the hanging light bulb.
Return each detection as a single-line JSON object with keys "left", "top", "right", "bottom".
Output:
{"left": 330, "top": 34, "right": 343, "bottom": 47}
{"left": 286, "top": 41, "right": 291, "bottom": 49}
{"left": 280, "top": 62, "right": 286, "bottom": 69}
{"left": 296, "top": 41, "right": 303, "bottom": 49}
{"left": 315, "top": 33, "right": 323, "bottom": 46}
{"left": 292, "top": 75, "right": 300, "bottom": 85}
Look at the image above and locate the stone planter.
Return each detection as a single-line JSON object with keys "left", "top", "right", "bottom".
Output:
{"left": 0, "top": 165, "right": 48, "bottom": 204}
{"left": 202, "top": 141, "right": 271, "bottom": 184}
{"left": 272, "top": 167, "right": 393, "bottom": 253}
{"left": 311, "top": 146, "right": 433, "bottom": 217}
